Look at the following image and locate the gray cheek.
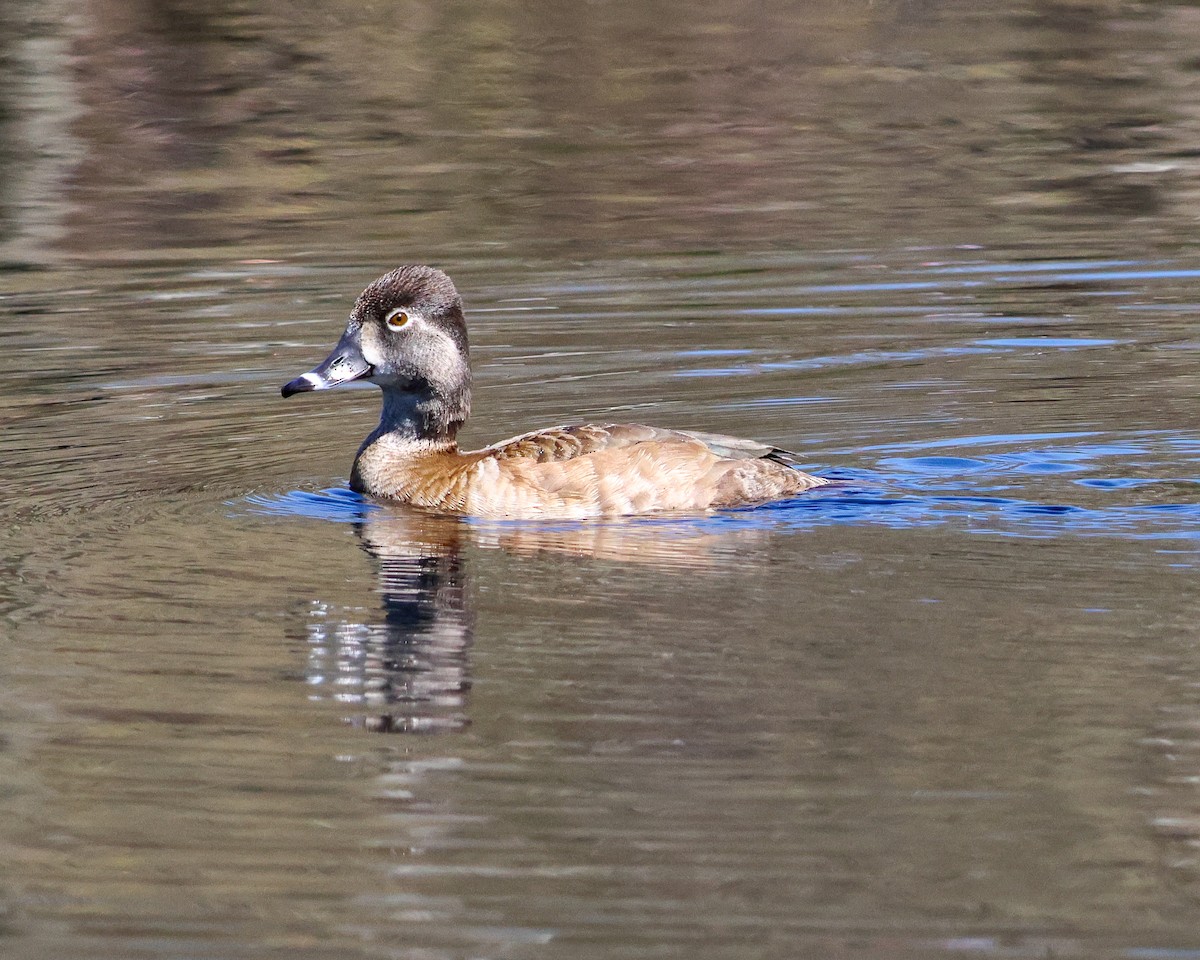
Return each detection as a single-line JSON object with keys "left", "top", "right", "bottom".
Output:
{"left": 415, "top": 334, "right": 468, "bottom": 385}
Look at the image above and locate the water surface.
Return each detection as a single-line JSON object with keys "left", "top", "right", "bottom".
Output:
{"left": 2, "top": 2, "right": 1200, "bottom": 959}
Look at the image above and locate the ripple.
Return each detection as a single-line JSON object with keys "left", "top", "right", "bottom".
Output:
{"left": 973, "top": 336, "right": 1122, "bottom": 348}
{"left": 243, "top": 487, "right": 375, "bottom": 522}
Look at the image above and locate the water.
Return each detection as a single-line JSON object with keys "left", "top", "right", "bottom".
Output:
{"left": 3, "top": 2, "right": 1200, "bottom": 958}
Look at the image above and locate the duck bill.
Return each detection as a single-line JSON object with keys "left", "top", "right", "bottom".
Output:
{"left": 281, "top": 333, "right": 373, "bottom": 398}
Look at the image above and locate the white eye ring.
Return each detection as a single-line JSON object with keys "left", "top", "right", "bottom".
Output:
{"left": 385, "top": 309, "right": 410, "bottom": 331}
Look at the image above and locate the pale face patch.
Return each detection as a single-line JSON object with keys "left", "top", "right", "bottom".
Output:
{"left": 356, "top": 318, "right": 394, "bottom": 370}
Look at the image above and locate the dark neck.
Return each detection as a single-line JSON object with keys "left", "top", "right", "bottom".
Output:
{"left": 360, "top": 383, "right": 469, "bottom": 453}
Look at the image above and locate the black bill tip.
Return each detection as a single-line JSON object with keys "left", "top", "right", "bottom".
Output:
{"left": 281, "top": 375, "right": 316, "bottom": 398}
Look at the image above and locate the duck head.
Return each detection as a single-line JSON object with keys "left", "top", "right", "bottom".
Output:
{"left": 282, "top": 265, "right": 472, "bottom": 442}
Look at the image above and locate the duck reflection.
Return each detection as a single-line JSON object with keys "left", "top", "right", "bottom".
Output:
{"left": 300, "top": 501, "right": 783, "bottom": 733}
{"left": 304, "top": 511, "right": 473, "bottom": 734}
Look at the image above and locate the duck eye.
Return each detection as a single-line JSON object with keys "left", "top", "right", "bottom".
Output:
{"left": 385, "top": 309, "right": 409, "bottom": 331}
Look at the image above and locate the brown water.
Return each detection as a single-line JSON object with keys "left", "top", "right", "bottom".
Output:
{"left": 2, "top": 2, "right": 1200, "bottom": 958}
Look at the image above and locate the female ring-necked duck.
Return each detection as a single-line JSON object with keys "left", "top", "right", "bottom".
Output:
{"left": 282, "top": 266, "right": 828, "bottom": 518}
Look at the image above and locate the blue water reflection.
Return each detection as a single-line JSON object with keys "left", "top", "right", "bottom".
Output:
{"left": 245, "top": 486, "right": 376, "bottom": 523}
{"left": 245, "top": 430, "right": 1199, "bottom": 553}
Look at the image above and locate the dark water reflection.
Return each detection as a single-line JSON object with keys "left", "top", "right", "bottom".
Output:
{"left": 4, "top": 1, "right": 1200, "bottom": 958}
{"left": 6, "top": 0, "right": 1200, "bottom": 262}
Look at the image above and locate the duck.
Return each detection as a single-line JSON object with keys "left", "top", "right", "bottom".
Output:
{"left": 281, "top": 265, "right": 829, "bottom": 519}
